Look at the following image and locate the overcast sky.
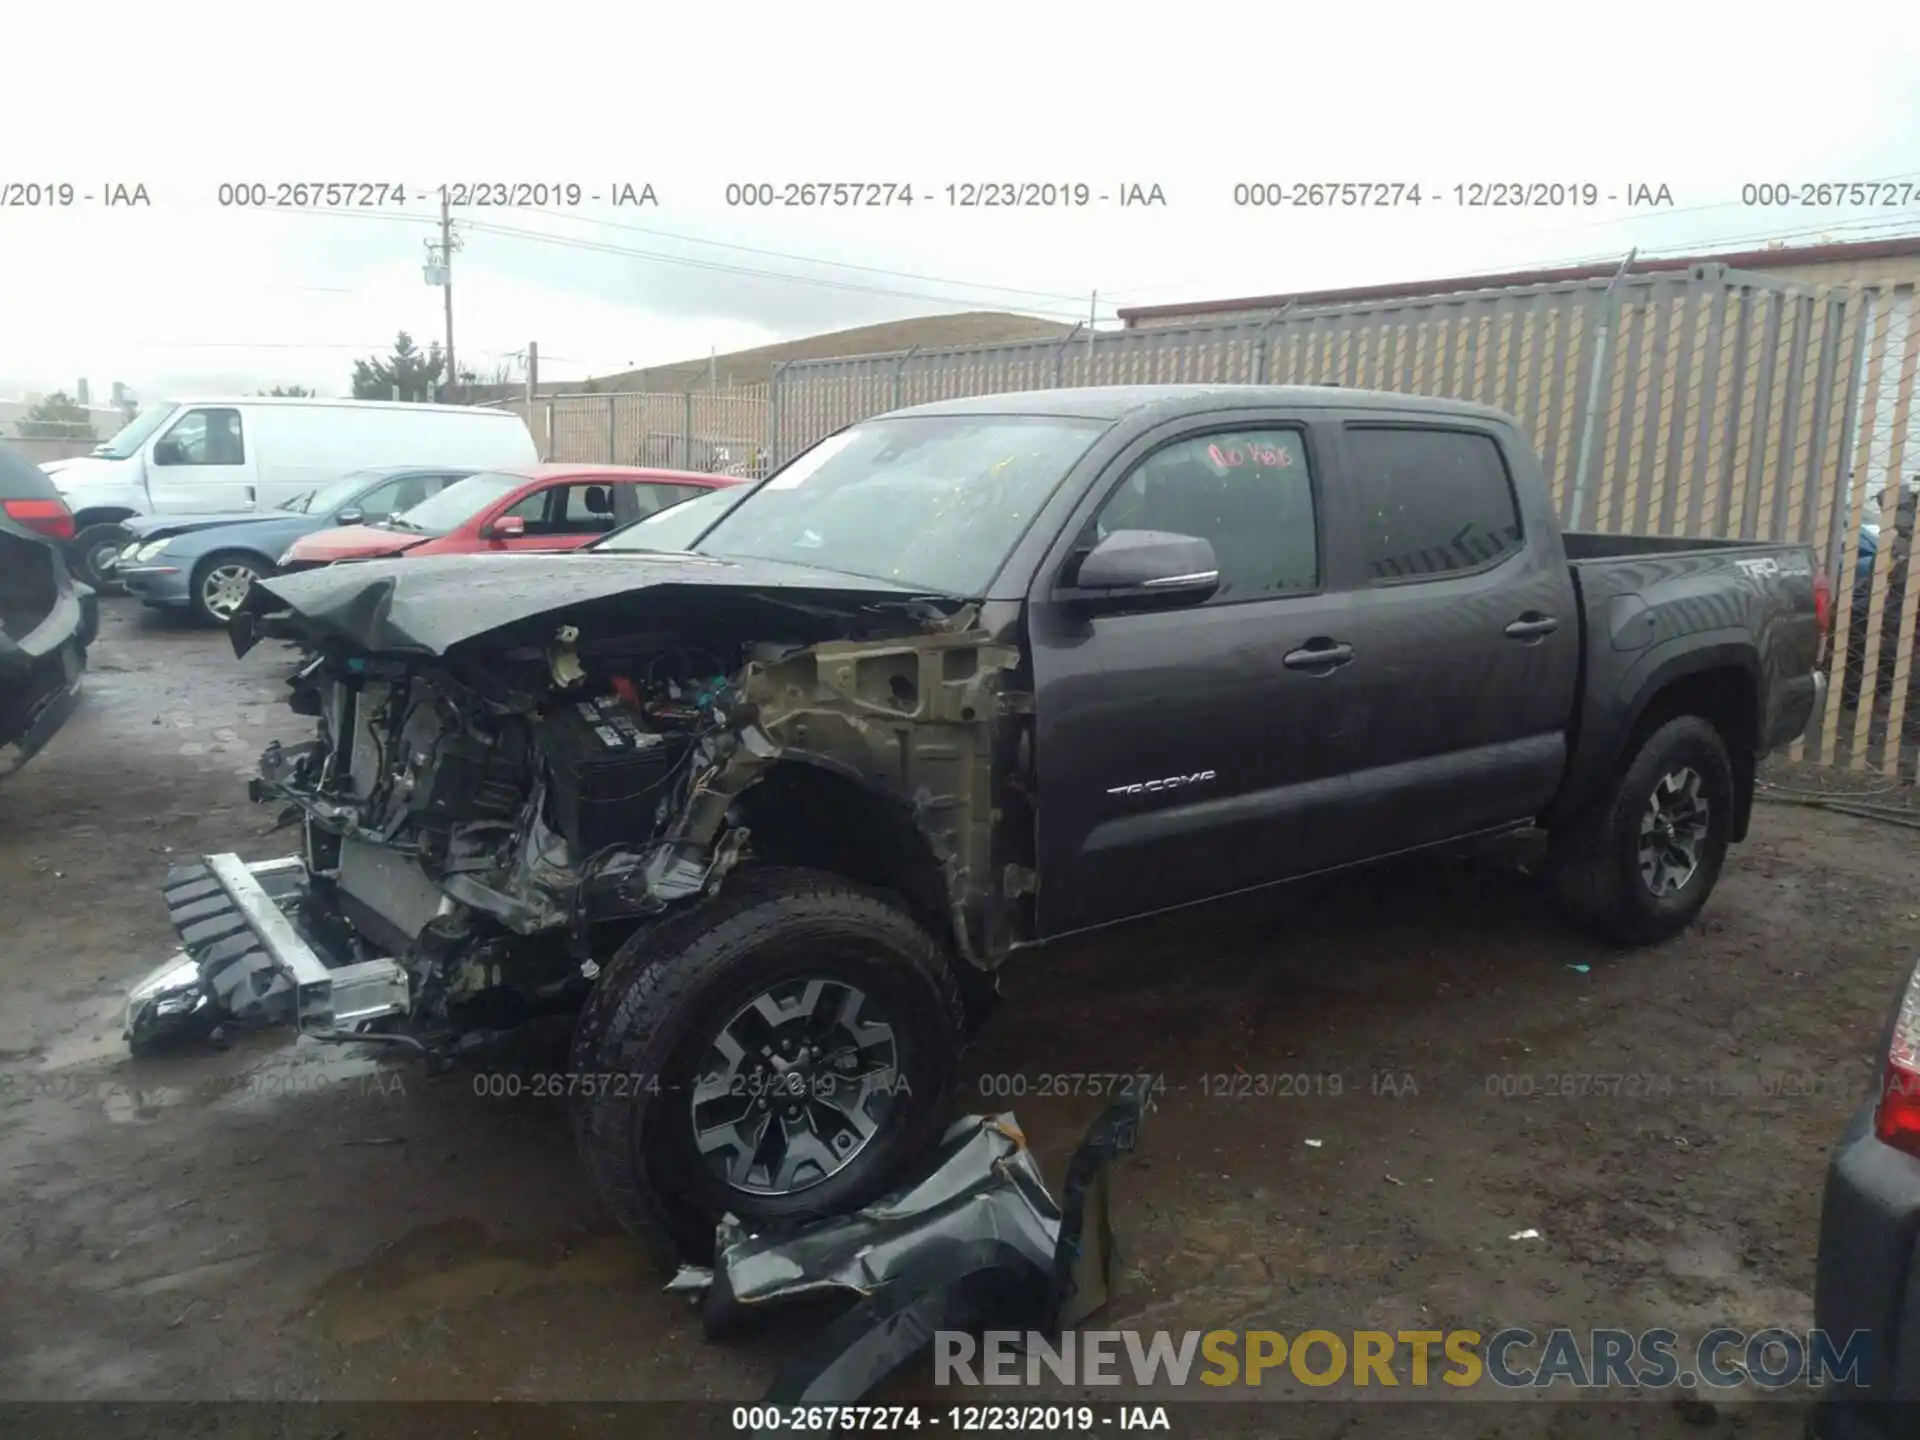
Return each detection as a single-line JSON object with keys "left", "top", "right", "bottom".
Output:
{"left": 3, "top": 1, "right": 1916, "bottom": 405}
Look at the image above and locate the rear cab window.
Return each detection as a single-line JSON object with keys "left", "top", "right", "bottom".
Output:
{"left": 1341, "top": 426, "right": 1523, "bottom": 582}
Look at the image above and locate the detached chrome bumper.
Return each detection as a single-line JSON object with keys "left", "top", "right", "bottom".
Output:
{"left": 125, "top": 853, "right": 409, "bottom": 1053}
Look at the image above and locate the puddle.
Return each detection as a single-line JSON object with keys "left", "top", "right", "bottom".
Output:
{"left": 120, "top": 1251, "right": 267, "bottom": 1297}
{"left": 35, "top": 996, "right": 133, "bottom": 1072}
{"left": 26, "top": 1012, "right": 407, "bottom": 1125}
{"left": 1662, "top": 1241, "right": 1741, "bottom": 1281}
{"left": 210, "top": 1041, "right": 404, "bottom": 1115}
{"left": 308, "top": 1219, "right": 652, "bottom": 1344}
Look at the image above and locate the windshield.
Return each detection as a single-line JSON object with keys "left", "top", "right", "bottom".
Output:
{"left": 94, "top": 404, "right": 178, "bottom": 459}
{"left": 295, "top": 471, "right": 380, "bottom": 517}
{"left": 691, "top": 415, "right": 1107, "bottom": 592}
{"left": 387, "top": 471, "right": 524, "bottom": 533}
{"left": 596, "top": 485, "right": 746, "bottom": 552}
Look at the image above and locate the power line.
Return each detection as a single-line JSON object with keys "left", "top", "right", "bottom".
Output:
{"left": 277, "top": 205, "right": 1092, "bottom": 322}
{"left": 1494, "top": 213, "right": 1920, "bottom": 276}
{"left": 523, "top": 206, "right": 1098, "bottom": 304}
{"left": 1481, "top": 168, "right": 1920, "bottom": 245}
{"left": 198, "top": 204, "right": 1920, "bottom": 369}
{"left": 128, "top": 340, "right": 544, "bottom": 355}
{"left": 466, "top": 215, "right": 1094, "bottom": 321}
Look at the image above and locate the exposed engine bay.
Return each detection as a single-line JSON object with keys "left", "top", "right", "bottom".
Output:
{"left": 126, "top": 555, "right": 1030, "bottom": 1055}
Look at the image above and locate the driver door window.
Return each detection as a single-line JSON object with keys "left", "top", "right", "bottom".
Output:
{"left": 1083, "top": 428, "right": 1319, "bottom": 605}
{"left": 501, "top": 487, "right": 555, "bottom": 531}
{"left": 156, "top": 408, "right": 245, "bottom": 465}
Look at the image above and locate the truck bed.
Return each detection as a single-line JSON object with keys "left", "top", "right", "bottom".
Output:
{"left": 1549, "top": 529, "right": 1823, "bottom": 831}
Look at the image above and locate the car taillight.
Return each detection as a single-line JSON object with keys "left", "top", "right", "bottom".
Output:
{"left": 1813, "top": 569, "right": 1833, "bottom": 644}
{"left": 1874, "top": 959, "right": 1920, "bottom": 1156}
{"left": 3, "top": 497, "right": 74, "bottom": 541}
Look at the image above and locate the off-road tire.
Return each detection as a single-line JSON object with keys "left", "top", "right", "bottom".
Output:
{"left": 569, "top": 866, "right": 966, "bottom": 1261}
{"left": 1548, "top": 715, "right": 1734, "bottom": 946}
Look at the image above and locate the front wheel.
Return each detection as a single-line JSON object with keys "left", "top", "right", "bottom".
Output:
{"left": 570, "top": 867, "right": 966, "bottom": 1261}
{"left": 69, "top": 523, "right": 132, "bottom": 594}
{"left": 190, "top": 552, "right": 272, "bottom": 626}
{"left": 1548, "top": 715, "right": 1735, "bottom": 946}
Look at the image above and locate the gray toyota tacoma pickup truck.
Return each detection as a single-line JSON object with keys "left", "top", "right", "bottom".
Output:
{"left": 126, "top": 385, "right": 1827, "bottom": 1257}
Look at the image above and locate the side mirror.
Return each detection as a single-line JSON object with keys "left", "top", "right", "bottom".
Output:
{"left": 334, "top": 507, "right": 365, "bottom": 526}
{"left": 1058, "top": 530, "right": 1219, "bottom": 612}
{"left": 152, "top": 438, "right": 184, "bottom": 466}
{"left": 489, "top": 515, "right": 527, "bottom": 538}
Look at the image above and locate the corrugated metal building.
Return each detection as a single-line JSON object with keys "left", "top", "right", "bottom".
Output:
{"left": 1114, "top": 237, "right": 1920, "bottom": 330}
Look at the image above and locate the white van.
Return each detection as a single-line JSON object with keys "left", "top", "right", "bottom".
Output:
{"left": 41, "top": 397, "right": 539, "bottom": 587}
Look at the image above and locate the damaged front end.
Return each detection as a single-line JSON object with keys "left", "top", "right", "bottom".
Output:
{"left": 128, "top": 553, "right": 1031, "bottom": 1058}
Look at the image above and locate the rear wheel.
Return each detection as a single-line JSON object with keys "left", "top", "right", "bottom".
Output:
{"left": 570, "top": 867, "right": 965, "bottom": 1261}
{"left": 190, "top": 552, "right": 271, "bottom": 626}
{"left": 1548, "top": 715, "right": 1734, "bottom": 945}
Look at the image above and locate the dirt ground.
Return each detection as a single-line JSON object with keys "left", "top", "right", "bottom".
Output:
{"left": 4, "top": 600, "right": 1919, "bottom": 1438}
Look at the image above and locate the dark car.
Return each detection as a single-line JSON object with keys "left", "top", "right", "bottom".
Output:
{"left": 1813, "top": 957, "right": 1920, "bottom": 1437}
{"left": 1, "top": 450, "right": 97, "bottom": 779}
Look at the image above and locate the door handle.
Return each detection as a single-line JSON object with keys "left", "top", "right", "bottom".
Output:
{"left": 1282, "top": 639, "right": 1354, "bottom": 672}
{"left": 1504, "top": 614, "right": 1560, "bottom": 640}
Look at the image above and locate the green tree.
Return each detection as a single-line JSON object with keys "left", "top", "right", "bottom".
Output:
{"left": 350, "top": 332, "right": 445, "bottom": 402}
{"left": 257, "top": 385, "right": 315, "bottom": 397}
{"left": 17, "top": 390, "right": 95, "bottom": 440}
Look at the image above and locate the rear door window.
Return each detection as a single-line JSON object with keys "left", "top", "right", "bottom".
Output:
{"left": 1343, "top": 427, "right": 1523, "bottom": 582}
{"left": 557, "top": 483, "right": 621, "bottom": 534}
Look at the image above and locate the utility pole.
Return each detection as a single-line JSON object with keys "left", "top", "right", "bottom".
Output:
{"left": 1086, "top": 290, "right": 1098, "bottom": 380}
{"left": 525, "top": 341, "right": 538, "bottom": 407}
{"left": 424, "top": 190, "right": 461, "bottom": 401}
{"left": 439, "top": 189, "right": 457, "bottom": 400}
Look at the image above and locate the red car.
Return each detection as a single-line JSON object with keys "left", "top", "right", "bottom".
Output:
{"left": 281, "top": 464, "right": 740, "bottom": 569}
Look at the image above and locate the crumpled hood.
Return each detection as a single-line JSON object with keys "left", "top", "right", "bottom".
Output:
{"left": 122, "top": 510, "right": 289, "bottom": 542}
{"left": 288, "top": 524, "right": 429, "bottom": 563}
{"left": 235, "top": 549, "right": 955, "bottom": 656}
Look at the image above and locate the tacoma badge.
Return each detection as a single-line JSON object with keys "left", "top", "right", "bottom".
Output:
{"left": 1106, "top": 770, "right": 1217, "bottom": 798}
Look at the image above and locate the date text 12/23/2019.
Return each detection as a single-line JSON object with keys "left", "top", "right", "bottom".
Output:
{"left": 1230, "top": 181, "right": 1677, "bottom": 208}
{"left": 722, "top": 182, "right": 1167, "bottom": 208}
{"left": 730, "top": 1405, "right": 1172, "bottom": 1431}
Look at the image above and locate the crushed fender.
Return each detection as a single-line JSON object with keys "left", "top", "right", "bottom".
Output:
{"left": 673, "top": 1096, "right": 1143, "bottom": 1419}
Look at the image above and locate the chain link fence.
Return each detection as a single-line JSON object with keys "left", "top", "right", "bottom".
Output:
{"left": 491, "top": 387, "right": 774, "bottom": 479}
